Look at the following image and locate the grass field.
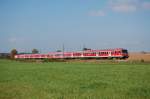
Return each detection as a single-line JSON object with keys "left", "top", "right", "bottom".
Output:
{"left": 0, "top": 59, "right": 150, "bottom": 99}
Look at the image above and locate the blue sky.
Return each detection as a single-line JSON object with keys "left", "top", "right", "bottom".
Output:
{"left": 0, "top": 0, "right": 150, "bottom": 53}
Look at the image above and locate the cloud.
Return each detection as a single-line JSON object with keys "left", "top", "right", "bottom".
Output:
{"left": 111, "top": 4, "right": 137, "bottom": 12}
{"left": 8, "top": 37, "right": 17, "bottom": 43}
{"left": 8, "top": 37, "right": 27, "bottom": 44}
{"left": 89, "top": 10, "right": 105, "bottom": 16}
{"left": 88, "top": 0, "right": 150, "bottom": 16}
{"left": 109, "top": 0, "right": 140, "bottom": 13}
{"left": 142, "top": 2, "right": 150, "bottom": 9}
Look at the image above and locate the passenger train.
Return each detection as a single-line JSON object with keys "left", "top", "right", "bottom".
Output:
{"left": 15, "top": 48, "right": 129, "bottom": 59}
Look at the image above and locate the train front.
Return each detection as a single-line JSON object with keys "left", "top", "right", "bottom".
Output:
{"left": 122, "top": 49, "right": 129, "bottom": 59}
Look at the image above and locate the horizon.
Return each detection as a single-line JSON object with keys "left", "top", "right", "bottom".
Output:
{"left": 1, "top": 47, "right": 150, "bottom": 54}
{"left": 0, "top": 0, "right": 150, "bottom": 53}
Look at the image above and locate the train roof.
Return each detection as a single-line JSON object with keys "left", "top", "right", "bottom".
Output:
{"left": 48, "top": 48, "right": 128, "bottom": 54}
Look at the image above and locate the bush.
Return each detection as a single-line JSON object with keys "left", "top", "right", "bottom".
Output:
{"left": 141, "top": 59, "right": 145, "bottom": 63}
{"left": 43, "top": 58, "right": 50, "bottom": 62}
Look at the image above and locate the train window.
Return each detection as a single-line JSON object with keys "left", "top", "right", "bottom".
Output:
{"left": 85, "top": 53, "right": 87, "bottom": 55}
{"left": 55, "top": 54, "right": 62, "bottom": 56}
{"left": 74, "top": 53, "right": 81, "bottom": 56}
{"left": 92, "top": 52, "right": 96, "bottom": 56}
{"left": 122, "top": 50, "right": 128, "bottom": 54}
{"left": 117, "top": 51, "right": 118, "bottom": 54}
{"left": 92, "top": 52, "right": 96, "bottom": 55}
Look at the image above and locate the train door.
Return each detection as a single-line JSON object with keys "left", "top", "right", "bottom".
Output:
{"left": 108, "top": 51, "right": 111, "bottom": 57}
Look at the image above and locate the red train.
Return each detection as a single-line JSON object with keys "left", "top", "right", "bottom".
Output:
{"left": 15, "top": 48, "right": 129, "bottom": 59}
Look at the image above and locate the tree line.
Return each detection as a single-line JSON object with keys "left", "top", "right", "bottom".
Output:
{"left": 1, "top": 47, "right": 91, "bottom": 59}
{"left": 0, "top": 48, "right": 39, "bottom": 59}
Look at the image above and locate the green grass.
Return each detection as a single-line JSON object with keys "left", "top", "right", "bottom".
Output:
{"left": 0, "top": 59, "right": 150, "bottom": 99}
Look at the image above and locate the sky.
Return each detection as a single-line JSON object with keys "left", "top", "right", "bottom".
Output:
{"left": 0, "top": 0, "right": 150, "bottom": 53}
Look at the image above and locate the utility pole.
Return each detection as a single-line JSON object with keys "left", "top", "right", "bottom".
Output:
{"left": 62, "top": 44, "right": 64, "bottom": 58}
{"left": 83, "top": 44, "right": 86, "bottom": 51}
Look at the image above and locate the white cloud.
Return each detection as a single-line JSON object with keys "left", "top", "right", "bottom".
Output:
{"left": 111, "top": 4, "right": 137, "bottom": 12}
{"left": 109, "top": 0, "right": 140, "bottom": 13}
{"left": 8, "top": 37, "right": 17, "bottom": 43}
{"left": 88, "top": 0, "right": 150, "bottom": 16}
{"left": 89, "top": 10, "right": 105, "bottom": 16}
{"left": 142, "top": 2, "right": 150, "bottom": 9}
{"left": 8, "top": 37, "right": 26, "bottom": 44}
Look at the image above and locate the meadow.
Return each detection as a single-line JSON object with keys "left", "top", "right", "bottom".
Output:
{"left": 0, "top": 59, "right": 150, "bottom": 99}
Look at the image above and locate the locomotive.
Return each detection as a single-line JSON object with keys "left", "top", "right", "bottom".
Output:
{"left": 15, "top": 48, "right": 129, "bottom": 59}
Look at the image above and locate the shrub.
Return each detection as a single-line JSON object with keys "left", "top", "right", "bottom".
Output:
{"left": 141, "top": 59, "right": 145, "bottom": 63}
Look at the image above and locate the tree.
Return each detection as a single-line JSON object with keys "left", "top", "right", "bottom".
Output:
{"left": 10, "top": 49, "right": 18, "bottom": 59}
{"left": 32, "top": 49, "right": 39, "bottom": 54}
{"left": 141, "top": 51, "right": 147, "bottom": 54}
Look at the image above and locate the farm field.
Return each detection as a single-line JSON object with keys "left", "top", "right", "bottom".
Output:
{"left": 0, "top": 59, "right": 150, "bottom": 99}
{"left": 128, "top": 52, "right": 150, "bottom": 62}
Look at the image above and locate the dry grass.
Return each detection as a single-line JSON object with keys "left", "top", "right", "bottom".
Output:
{"left": 128, "top": 52, "right": 150, "bottom": 62}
